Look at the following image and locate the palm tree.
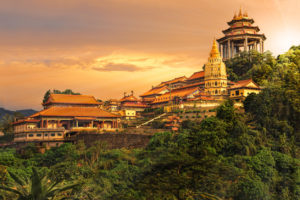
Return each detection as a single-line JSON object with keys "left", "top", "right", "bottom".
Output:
{"left": 0, "top": 167, "right": 79, "bottom": 200}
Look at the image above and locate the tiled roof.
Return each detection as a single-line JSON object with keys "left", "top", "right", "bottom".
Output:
{"left": 180, "top": 82, "right": 205, "bottom": 89}
{"left": 229, "top": 79, "right": 260, "bottom": 90}
{"left": 121, "top": 102, "right": 148, "bottom": 108}
{"left": 30, "top": 107, "right": 119, "bottom": 118}
{"left": 12, "top": 119, "right": 40, "bottom": 125}
{"left": 156, "top": 76, "right": 187, "bottom": 88}
{"left": 152, "top": 87, "right": 199, "bottom": 104}
{"left": 120, "top": 95, "right": 139, "bottom": 102}
{"left": 140, "top": 86, "right": 168, "bottom": 97}
{"left": 44, "top": 94, "right": 100, "bottom": 105}
{"left": 187, "top": 71, "right": 205, "bottom": 80}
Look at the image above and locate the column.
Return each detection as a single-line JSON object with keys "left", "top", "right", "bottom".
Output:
{"left": 262, "top": 40, "right": 264, "bottom": 52}
{"left": 259, "top": 38, "right": 263, "bottom": 53}
{"left": 227, "top": 40, "right": 230, "bottom": 59}
{"left": 76, "top": 120, "right": 78, "bottom": 127}
{"left": 45, "top": 120, "right": 48, "bottom": 128}
{"left": 244, "top": 37, "right": 248, "bottom": 52}
{"left": 91, "top": 121, "right": 94, "bottom": 128}
{"left": 219, "top": 43, "right": 222, "bottom": 58}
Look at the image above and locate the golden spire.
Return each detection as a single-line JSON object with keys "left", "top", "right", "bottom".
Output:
{"left": 210, "top": 38, "right": 220, "bottom": 58}
{"left": 238, "top": 6, "right": 242, "bottom": 17}
{"left": 243, "top": 10, "right": 248, "bottom": 17}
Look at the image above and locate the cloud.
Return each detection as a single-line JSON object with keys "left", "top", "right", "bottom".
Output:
{"left": 92, "top": 62, "right": 153, "bottom": 72}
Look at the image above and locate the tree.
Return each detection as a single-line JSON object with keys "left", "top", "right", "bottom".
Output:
{"left": 0, "top": 167, "right": 79, "bottom": 200}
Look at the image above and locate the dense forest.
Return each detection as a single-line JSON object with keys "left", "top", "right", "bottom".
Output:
{"left": 0, "top": 46, "right": 299, "bottom": 199}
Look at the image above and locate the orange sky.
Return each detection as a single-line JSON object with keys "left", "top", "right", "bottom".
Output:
{"left": 0, "top": 0, "right": 299, "bottom": 110}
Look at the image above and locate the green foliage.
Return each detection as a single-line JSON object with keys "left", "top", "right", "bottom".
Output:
{"left": 0, "top": 167, "right": 79, "bottom": 200}
{"left": 225, "top": 50, "right": 276, "bottom": 84}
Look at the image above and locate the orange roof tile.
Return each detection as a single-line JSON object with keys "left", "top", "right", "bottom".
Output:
{"left": 187, "top": 71, "right": 205, "bottom": 80}
{"left": 30, "top": 107, "right": 119, "bottom": 118}
{"left": 156, "top": 76, "right": 187, "bottom": 88}
{"left": 229, "top": 79, "right": 260, "bottom": 90}
{"left": 121, "top": 102, "right": 148, "bottom": 108}
{"left": 152, "top": 87, "right": 200, "bottom": 104}
{"left": 140, "top": 86, "right": 169, "bottom": 97}
{"left": 44, "top": 94, "right": 101, "bottom": 105}
{"left": 12, "top": 119, "right": 40, "bottom": 125}
{"left": 120, "top": 95, "right": 139, "bottom": 102}
{"left": 180, "top": 82, "right": 205, "bottom": 89}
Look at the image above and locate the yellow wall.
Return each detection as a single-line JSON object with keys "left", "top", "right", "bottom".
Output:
{"left": 230, "top": 88, "right": 260, "bottom": 98}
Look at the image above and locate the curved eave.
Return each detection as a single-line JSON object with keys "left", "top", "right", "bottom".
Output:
{"left": 217, "top": 33, "right": 266, "bottom": 43}
{"left": 222, "top": 26, "right": 260, "bottom": 34}
{"left": 227, "top": 18, "right": 254, "bottom": 25}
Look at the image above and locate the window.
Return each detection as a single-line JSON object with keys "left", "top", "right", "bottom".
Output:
{"left": 44, "top": 134, "right": 48, "bottom": 136}
{"left": 57, "top": 133, "right": 62, "bottom": 136}
{"left": 215, "top": 81, "right": 217, "bottom": 86}
{"left": 235, "top": 90, "right": 239, "bottom": 95}
{"left": 29, "top": 134, "right": 33, "bottom": 137}
{"left": 36, "top": 134, "right": 42, "bottom": 137}
{"left": 51, "top": 133, "right": 55, "bottom": 137}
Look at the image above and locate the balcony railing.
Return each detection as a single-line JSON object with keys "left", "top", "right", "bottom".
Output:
{"left": 14, "top": 127, "right": 65, "bottom": 133}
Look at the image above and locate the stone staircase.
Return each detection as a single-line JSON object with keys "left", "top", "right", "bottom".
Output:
{"left": 136, "top": 113, "right": 167, "bottom": 128}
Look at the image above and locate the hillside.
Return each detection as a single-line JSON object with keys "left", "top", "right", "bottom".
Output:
{"left": 0, "top": 107, "right": 37, "bottom": 119}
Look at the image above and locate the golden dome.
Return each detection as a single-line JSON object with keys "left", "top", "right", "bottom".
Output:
{"left": 210, "top": 38, "right": 220, "bottom": 58}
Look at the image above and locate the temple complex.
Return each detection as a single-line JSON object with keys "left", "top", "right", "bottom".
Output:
{"left": 13, "top": 94, "right": 120, "bottom": 147}
{"left": 141, "top": 38, "right": 262, "bottom": 109}
{"left": 217, "top": 8, "right": 266, "bottom": 60}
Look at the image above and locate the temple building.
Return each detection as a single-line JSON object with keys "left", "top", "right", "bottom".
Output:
{"left": 13, "top": 93, "right": 120, "bottom": 147}
{"left": 119, "top": 91, "right": 148, "bottom": 119}
{"left": 228, "top": 79, "right": 261, "bottom": 102}
{"left": 140, "top": 76, "right": 187, "bottom": 104}
{"left": 204, "top": 39, "right": 228, "bottom": 100}
{"left": 217, "top": 8, "right": 266, "bottom": 60}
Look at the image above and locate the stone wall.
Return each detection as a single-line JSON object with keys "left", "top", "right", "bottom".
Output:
{"left": 72, "top": 133, "right": 153, "bottom": 149}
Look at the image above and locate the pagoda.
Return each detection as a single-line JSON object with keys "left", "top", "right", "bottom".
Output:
{"left": 217, "top": 8, "right": 266, "bottom": 60}
{"left": 204, "top": 39, "right": 228, "bottom": 99}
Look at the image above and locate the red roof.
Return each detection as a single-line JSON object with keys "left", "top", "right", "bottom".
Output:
{"left": 155, "top": 76, "right": 187, "bottom": 88}
{"left": 120, "top": 95, "right": 138, "bottom": 102}
{"left": 180, "top": 82, "right": 205, "bottom": 89}
{"left": 121, "top": 102, "right": 148, "bottom": 108}
{"left": 30, "top": 107, "right": 119, "bottom": 118}
{"left": 44, "top": 94, "right": 101, "bottom": 105}
{"left": 140, "top": 86, "right": 168, "bottom": 97}
{"left": 187, "top": 71, "right": 205, "bottom": 80}
{"left": 12, "top": 119, "right": 40, "bottom": 125}
{"left": 229, "top": 79, "right": 260, "bottom": 90}
{"left": 152, "top": 87, "right": 200, "bottom": 104}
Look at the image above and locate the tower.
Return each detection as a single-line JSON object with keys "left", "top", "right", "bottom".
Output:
{"left": 204, "top": 39, "right": 228, "bottom": 99}
{"left": 217, "top": 8, "right": 266, "bottom": 60}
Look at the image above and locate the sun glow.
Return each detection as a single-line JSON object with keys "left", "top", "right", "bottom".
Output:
{"left": 271, "top": 29, "right": 300, "bottom": 55}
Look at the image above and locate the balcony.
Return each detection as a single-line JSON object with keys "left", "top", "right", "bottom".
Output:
{"left": 14, "top": 127, "right": 65, "bottom": 133}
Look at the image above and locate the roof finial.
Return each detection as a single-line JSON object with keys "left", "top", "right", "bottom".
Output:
{"left": 233, "top": 12, "right": 237, "bottom": 20}
{"left": 243, "top": 9, "right": 248, "bottom": 17}
{"left": 238, "top": 6, "right": 242, "bottom": 17}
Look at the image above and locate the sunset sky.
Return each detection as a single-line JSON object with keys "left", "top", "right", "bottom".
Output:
{"left": 0, "top": 0, "right": 299, "bottom": 110}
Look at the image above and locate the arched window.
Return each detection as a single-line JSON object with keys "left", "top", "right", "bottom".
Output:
{"left": 215, "top": 90, "right": 218, "bottom": 94}
{"left": 215, "top": 81, "right": 217, "bottom": 86}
